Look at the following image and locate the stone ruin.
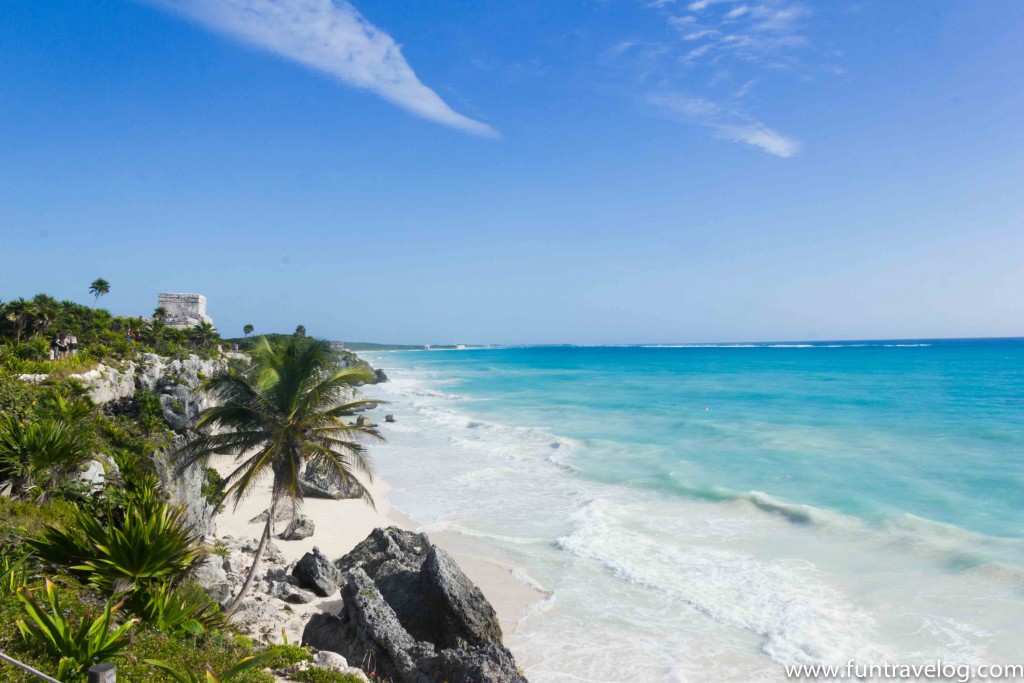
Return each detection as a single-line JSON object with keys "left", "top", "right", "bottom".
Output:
{"left": 157, "top": 293, "right": 214, "bottom": 329}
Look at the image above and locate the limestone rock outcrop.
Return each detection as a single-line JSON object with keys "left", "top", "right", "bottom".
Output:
{"left": 302, "top": 528, "right": 526, "bottom": 683}
{"left": 293, "top": 546, "right": 344, "bottom": 597}
{"left": 299, "top": 464, "right": 366, "bottom": 501}
{"left": 280, "top": 514, "right": 316, "bottom": 541}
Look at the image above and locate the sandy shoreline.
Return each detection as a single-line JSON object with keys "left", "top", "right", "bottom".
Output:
{"left": 209, "top": 454, "right": 545, "bottom": 643}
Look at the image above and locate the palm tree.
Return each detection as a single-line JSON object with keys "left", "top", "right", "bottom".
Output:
{"left": 190, "top": 321, "right": 217, "bottom": 350}
{"left": 243, "top": 324, "right": 254, "bottom": 337}
{"left": 153, "top": 306, "right": 168, "bottom": 322}
{"left": 89, "top": 278, "right": 110, "bottom": 307}
{"left": 31, "top": 294, "right": 61, "bottom": 339}
{"left": 294, "top": 325, "right": 306, "bottom": 338}
{"left": 174, "top": 337, "right": 383, "bottom": 616}
{"left": 3, "top": 298, "right": 37, "bottom": 343}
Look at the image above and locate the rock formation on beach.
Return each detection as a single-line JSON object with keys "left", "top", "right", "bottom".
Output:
{"left": 302, "top": 527, "right": 528, "bottom": 683}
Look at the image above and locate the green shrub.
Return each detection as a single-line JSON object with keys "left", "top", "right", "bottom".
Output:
{"left": 290, "top": 668, "right": 367, "bottom": 683}
{"left": 202, "top": 466, "right": 226, "bottom": 508}
{"left": 29, "top": 486, "right": 203, "bottom": 594}
{"left": 0, "top": 415, "right": 93, "bottom": 500}
{"left": 145, "top": 650, "right": 276, "bottom": 683}
{"left": 264, "top": 642, "right": 313, "bottom": 669}
{"left": 16, "top": 578, "right": 137, "bottom": 682}
{"left": 134, "top": 581, "right": 224, "bottom": 637}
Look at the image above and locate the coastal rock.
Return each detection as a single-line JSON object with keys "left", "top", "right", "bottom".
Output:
{"left": 71, "top": 362, "right": 137, "bottom": 405}
{"left": 421, "top": 545, "right": 503, "bottom": 649}
{"left": 304, "top": 528, "right": 525, "bottom": 683}
{"left": 312, "top": 650, "right": 370, "bottom": 680}
{"left": 293, "top": 547, "right": 343, "bottom": 597}
{"left": 270, "top": 581, "right": 318, "bottom": 605}
{"left": 280, "top": 514, "right": 315, "bottom": 541}
{"left": 75, "top": 460, "right": 107, "bottom": 490}
{"left": 250, "top": 506, "right": 295, "bottom": 524}
{"left": 151, "top": 434, "right": 216, "bottom": 537}
{"left": 300, "top": 464, "right": 365, "bottom": 501}
{"left": 232, "top": 597, "right": 281, "bottom": 634}
{"left": 303, "top": 569, "right": 431, "bottom": 683}
{"left": 372, "top": 368, "right": 389, "bottom": 384}
{"left": 314, "top": 651, "right": 349, "bottom": 671}
{"left": 303, "top": 566, "right": 525, "bottom": 683}
{"left": 192, "top": 556, "right": 233, "bottom": 606}
{"left": 158, "top": 383, "right": 209, "bottom": 432}
{"left": 385, "top": 414, "right": 396, "bottom": 423}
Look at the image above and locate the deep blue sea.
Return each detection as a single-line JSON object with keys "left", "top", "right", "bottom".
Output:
{"left": 364, "top": 340, "right": 1024, "bottom": 682}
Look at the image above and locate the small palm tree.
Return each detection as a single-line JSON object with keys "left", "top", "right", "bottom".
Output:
{"left": 153, "top": 306, "right": 169, "bottom": 322}
{"left": 0, "top": 416, "right": 92, "bottom": 500}
{"left": 89, "top": 278, "right": 110, "bottom": 307}
{"left": 243, "top": 324, "right": 254, "bottom": 337}
{"left": 3, "top": 298, "right": 37, "bottom": 343}
{"left": 294, "top": 325, "right": 306, "bottom": 338}
{"left": 174, "top": 337, "right": 383, "bottom": 616}
{"left": 190, "top": 321, "right": 217, "bottom": 350}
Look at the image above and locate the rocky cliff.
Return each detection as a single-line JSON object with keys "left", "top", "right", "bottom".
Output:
{"left": 71, "top": 352, "right": 234, "bottom": 535}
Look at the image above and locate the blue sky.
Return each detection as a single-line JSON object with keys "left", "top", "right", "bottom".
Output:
{"left": 1, "top": 0, "right": 1022, "bottom": 344}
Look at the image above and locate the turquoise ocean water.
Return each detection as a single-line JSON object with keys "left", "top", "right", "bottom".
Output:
{"left": 363, "top": 341, "right": 1024, "bottom": 682}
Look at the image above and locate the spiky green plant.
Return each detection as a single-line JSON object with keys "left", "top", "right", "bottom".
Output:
{"left": 145, "top": 651, "right": 276, "bottom": 683}
{"left": 29, "top": 484, "right": 202, "bottom": 593}
{"left": 0, "top": 416, "right": 92, "bottom": 500}
{"left": 175, "top": 336, "right": 383, "bottom": 616}
{"left": 16, "top": 578, "right": 137, "bottom": 682}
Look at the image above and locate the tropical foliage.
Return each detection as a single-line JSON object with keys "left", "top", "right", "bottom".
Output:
{"left": 15, "top": 578, "right": 137, "bottom": 682}
{"left": 0, "top": 293, "right": 224, "bottom": 373}
{"left": 145, "top": 651, "right": 276, "bottom": 683}
{"left": 0, "top": 416, "right": 92, "bottom": 501}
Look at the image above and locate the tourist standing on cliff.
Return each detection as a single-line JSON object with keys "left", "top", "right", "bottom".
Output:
{"left": 68, "top": 333, "right": 78, "bottom": 357}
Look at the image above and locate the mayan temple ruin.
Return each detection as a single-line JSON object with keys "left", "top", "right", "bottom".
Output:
{"left": 157, "top": 292, "right": 214, "bottom": 329}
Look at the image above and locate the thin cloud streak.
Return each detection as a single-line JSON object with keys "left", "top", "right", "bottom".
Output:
{"left": 141, "top": 0, "right": 498, "bottom": 137}
{"left": 647, "top": 93, "right": 801, "bottom": 157}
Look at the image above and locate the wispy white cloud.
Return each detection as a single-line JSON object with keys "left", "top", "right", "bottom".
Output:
{"left": 647, "top": 93, "right": 801, "bottom": 157}
{"left": 141, "top": 0, "right": 497, "bottom": 137}
{"left": 725, "top": 5, "right": 750, "bottom": 19}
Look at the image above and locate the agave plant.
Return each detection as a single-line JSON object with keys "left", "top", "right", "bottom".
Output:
{"left": 144, "top": 651, "right": 276, "bottom": 683}
{"left": 134, "top": 581, "right": 224, "bottom": 637}
{"left": 16, "top": 578, "right": 137, "bottom": 682}
{"left": 29, "top": 489, "right": 203, "bottom": 593}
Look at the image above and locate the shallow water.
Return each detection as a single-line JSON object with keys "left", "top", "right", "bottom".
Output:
{"left": 362, "top": 341, "right": 1024, "bottom": 681}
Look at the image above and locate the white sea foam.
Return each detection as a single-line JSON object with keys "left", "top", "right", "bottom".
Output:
{"left": 556, "top": 498, "right": 886, "bottom": 667}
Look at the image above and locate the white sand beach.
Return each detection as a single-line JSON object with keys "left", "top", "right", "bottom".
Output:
{"left": 208, "top": 454, "right": 545, "bottom": 643}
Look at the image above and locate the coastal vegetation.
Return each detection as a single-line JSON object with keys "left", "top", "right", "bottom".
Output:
{"left": 175, "top": 336, "right": 382, "bottom": 615}
{"left": 0, "top": 293, "right": 379, "bottom": 682}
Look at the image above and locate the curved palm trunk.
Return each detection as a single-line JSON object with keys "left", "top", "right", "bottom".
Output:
{"left": 224, "top": 492, "right": 277, "bottom": 617}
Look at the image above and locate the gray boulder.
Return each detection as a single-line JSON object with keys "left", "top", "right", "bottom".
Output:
{"left": 75, "top": 460, "right": 107, "bottom": 490}
{"left": 421, "top": 545, "right": 503, "bottom": 649}
{"left": 250, "top": 506, "right": 294, "bottom": 524}
{"left": 293, "top": 546, "right": 343, "bottom": 597}
{"left": 270, "top": 581, "right": 318, "bottom": 605}
{"left": 303, "top": 567, "right": 525, "bottom": 683}
{"left": 300, "top": 464, "right": 366, "bottom": 500}
{"left": 303, "top": 528, "right": 525, "bottom": 683}
{"left": 280, "top": 515, "right": 316, "bottom": 541}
